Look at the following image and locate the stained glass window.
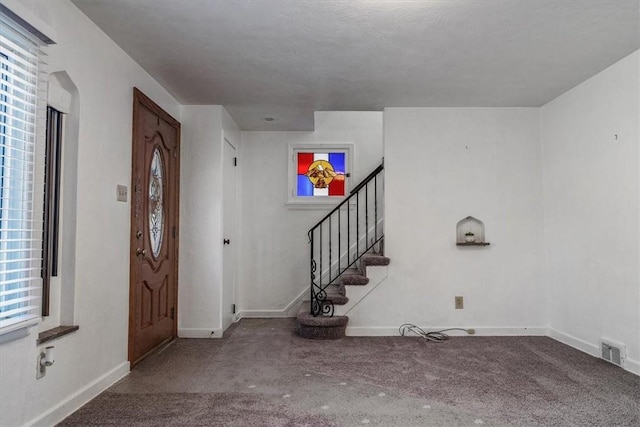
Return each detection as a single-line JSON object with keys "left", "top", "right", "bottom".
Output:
{"left": 296, "top": 152, "right": 346, "bottom": 197}
{"left": 287, "top": 144, "right": 352, "bottom": 207}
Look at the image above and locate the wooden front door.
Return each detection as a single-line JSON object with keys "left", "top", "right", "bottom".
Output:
{"left": 129, "top": 88, "right": 180, "bottom": 365}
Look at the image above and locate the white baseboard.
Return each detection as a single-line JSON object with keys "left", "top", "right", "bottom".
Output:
{"left": 284, "top": 289, "right": 307, "bottom": 317}
{"left": 236, "top": 288, "right": 306, "bottom": 320}
{"left": 547, "top": 328, "right": 600, "bottom": 357}
{"left": 626, "top": 358, "right": 640, "bottom": 376}
{"left": 346, "top": 326, "right": 548, "bottom": 337}
{"left": 236, "top": 310, "right": 293, "bottom": 318}
{"left": 180, "top": 289, "right": 306, "bottom": 333}
{"left": 178, "top": 328, "right": 223, "bottom": 339}
{"left": 548, "top": 328, "right": 640, "bottom": 377}
{"left": 27, "top": 361, "right": 129, "bottom": 427}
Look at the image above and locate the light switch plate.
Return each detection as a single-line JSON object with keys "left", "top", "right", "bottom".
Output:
{"left": 117, "top": 185, "right": 128, "bottom": 202}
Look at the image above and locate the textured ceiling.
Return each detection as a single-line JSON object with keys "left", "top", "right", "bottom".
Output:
{"left": 71, "top": 0, "right": 639, "bottom": 130}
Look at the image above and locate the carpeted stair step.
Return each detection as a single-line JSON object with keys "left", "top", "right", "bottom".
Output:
{"left": 340, "top": 268, "right": 369, "bottom": 286}
{"left": 336, "top": 283, "right": 347, "bottom": 295}
{"left": 327, "top": 283, "right": 346, "bottom": 296}
{"left": 324, "top": 292, "right": 348, "bottom": 305}
{"left": 296, "top": 302, "right": 348, "bottom": 340}
{"left": 312, "top": 284, "right": 348, "bottom": 305}
{"left": 361, "top": 254, "right": 391, "bottom": 267}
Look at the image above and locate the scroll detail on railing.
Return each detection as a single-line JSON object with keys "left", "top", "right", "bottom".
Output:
{"left": 308, "top": 161, "right": 384, "bottom": 316}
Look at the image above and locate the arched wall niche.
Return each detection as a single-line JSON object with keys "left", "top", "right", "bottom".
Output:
{"left": 456, "top": 216, "right": 490, "bottom": 246}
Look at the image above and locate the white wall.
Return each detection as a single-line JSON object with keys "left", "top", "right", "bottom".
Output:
{"left": 0, "top": 1, "right": 181, "bottom": 425}
{"left": 359, "top": 108, "right": 546, "bottom": 334}
{"left": 541, "top": 50, "right": 640, "bottom": 374}
{"left": 179, "top": 106, "right": 240, "bottom": 338}
{"left": 237, "top": 112, "right": 383, "bottom": 315}
{"left": 0, "top": 8, "right": 637, "bottom": 427}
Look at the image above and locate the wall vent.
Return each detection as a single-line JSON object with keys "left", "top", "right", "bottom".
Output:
{"left": 600, "top": 338, "right": 626, "bottom": 367}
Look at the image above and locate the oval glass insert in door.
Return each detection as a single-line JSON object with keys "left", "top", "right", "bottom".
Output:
{"left": 148, "top": 147, "right": 164, "bottom": 258}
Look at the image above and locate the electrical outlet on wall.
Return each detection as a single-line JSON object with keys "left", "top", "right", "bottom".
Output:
{"left": 455, "top": 296, "right": 464, "bottom": 309}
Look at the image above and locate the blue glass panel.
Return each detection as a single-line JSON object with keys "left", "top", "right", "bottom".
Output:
{"left": 297, "top": 175, "right": 314, "bottom": 196}
{"left": 328, "top": 153, "right": 345, "bottom": 173}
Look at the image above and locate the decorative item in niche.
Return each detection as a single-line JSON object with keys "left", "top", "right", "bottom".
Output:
{"left": 297, "top": 152, "right": 346, "bottom": 197}
{"left": 456, "top": 216, "right": 490, "bottom": 246}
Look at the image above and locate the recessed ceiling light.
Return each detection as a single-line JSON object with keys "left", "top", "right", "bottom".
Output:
{"left": 264, "top": 117, "right": 275, "bottom": 122}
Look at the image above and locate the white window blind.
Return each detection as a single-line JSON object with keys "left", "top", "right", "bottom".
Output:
{"left": 0, "top": 10, "right": 48, "bottom": 334}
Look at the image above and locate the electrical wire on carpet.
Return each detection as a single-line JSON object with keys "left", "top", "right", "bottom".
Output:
{"left": 398, "top": 324, "right": 475, "bottom": 342}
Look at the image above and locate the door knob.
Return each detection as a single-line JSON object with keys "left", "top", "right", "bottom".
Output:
{"left": 223, "top": 239, "right": 230, "bottom": 245}
{"left": 136, "top": 248, "right": 146, "bottom": 256}
{"left": 136, "top": 230, "right": 143, "bottom": 239}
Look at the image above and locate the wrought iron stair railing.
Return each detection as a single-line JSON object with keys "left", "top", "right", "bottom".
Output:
{"left": 308, "top": 162, "right": 384, "bottom": 316}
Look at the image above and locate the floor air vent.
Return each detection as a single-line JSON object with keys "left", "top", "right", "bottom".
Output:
{"left": 600, "top": 338, "right": 625, "bottom": 367}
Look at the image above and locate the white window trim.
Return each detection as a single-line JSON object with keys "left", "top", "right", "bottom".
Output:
{"left": 39, "top": 71, "right": 79, "bottom": 333}
{"left": 287, "top": 143, "right": 354, "bottom": 210}
{"left": 0, "top": 1, "right": 57, "bottom": 45}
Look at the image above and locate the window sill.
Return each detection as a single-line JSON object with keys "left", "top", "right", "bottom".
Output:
{"left": 286, "top": 198, "right": 359, "bottom": 211}
{"left": 0, "top": 317, "right": 40, "bottom": 345}
{"left": 37, "top": 325, "right": 79, "bottom": 345}
{"left": 286, "top": 200, "right": 344, "bottom": 210}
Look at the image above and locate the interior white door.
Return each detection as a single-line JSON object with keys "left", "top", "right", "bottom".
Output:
{"left": 222, "top": 137, "right": 237, "bottom": 331}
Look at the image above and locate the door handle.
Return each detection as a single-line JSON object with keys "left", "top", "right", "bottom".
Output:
{"left": 136, "top": 248, "right": 146, "bottom": 256}
{"left": 223, "top": 239, "right": 230, "bottom": 245}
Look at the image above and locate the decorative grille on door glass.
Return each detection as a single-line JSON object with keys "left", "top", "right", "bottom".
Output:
{"left": 149, "top": 147, "right": 164, "bottom": 257}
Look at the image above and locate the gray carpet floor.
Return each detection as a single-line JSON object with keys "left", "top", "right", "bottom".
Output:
{"left": 59, "top": 318, "right": 640, "bottom": 426}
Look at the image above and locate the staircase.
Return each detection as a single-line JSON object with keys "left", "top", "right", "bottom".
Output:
{"left": 296, "top": 162, "right": 389, "bottom": 339}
